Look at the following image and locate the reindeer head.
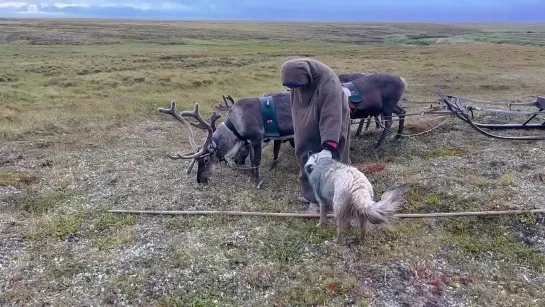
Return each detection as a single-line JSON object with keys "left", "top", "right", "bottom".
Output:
{"left": 215, "top": 94, "right": 235, "bottom": 112}
{"left": 157, "top": 100, "right": 223, "bottom": 184}
{"left": 233, "top": 143, "right": 250, "bottom": 165}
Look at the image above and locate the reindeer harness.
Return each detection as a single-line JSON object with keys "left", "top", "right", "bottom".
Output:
{"left": 209, "top": 137, "right": 228, "bottom": 164}
{"left": 342, "top": 81, "right": 363, "bottom": 105}
{"left": 223, "top": 95, "right": 283, "bottom": 143}
{"left": 259, "top": 96, "right": 281, "bottom": 138}
{"left": 224, "top": 119, "right": 246, "bottom": 141}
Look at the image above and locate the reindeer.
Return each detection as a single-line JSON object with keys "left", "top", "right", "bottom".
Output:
{"left": 216, "top": 93, "right": 295, "bottom": 170}
{"left": 157, "top": 91, "right": 294, "bottom": 188}
{"left": 338, "top": 73, "right": 382, "bottom": 133}
{"left": 337, "top": 72, "right": 408, "bottom": 151}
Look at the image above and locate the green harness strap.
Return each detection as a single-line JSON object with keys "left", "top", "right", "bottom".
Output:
{"left": 259, "top": 96, "right": 281, "bottom": 137}
{"left": 342, "top": 81, "right": 363, "bottom": 104}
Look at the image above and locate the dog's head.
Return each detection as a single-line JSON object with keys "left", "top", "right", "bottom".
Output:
{"left": 304, "top": 151, "right": 320, "bottom": 175}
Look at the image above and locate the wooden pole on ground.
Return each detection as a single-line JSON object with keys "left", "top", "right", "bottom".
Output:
{"left": 107, "top": 209, "right": 545, "bottom": 219}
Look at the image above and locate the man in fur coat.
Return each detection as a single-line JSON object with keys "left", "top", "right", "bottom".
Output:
{"left": 280, "top": 58, "right": 351, "bottom": 211}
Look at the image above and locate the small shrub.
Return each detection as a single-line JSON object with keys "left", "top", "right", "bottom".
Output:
{"left": 0, "top": 74, "right": 18, "bottom": 82}
{"left": 51, "top": 214, "right": 82, "bottom": 240}
{"left": 474, "top": 177, "right": 491, "bottom": 188}
{"left": 498, "top": 172, "right": 516, "bottom": 186}
{"left": 94, "top": 212, "right": 135, "bottom": 232}
{"left": 20, "top": 189, "right": 72, "bottom": 214}
{"left": 0, "top": 170, "right": 38, "bottom": 188}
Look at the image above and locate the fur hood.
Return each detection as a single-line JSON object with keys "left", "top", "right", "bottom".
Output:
{"left": 280, "top": 58, "right": 334, "bottom": 88}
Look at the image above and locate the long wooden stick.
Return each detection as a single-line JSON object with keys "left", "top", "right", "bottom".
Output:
{"left": 107, "top": 209, "right": 545, "bottom": 219}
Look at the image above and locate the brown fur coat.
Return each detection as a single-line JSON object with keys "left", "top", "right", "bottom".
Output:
{"left": 280, "top": 58, "right": 351, "bottom": 203}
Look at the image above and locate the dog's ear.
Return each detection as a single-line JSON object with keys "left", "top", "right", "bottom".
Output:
{"left": 307, "top": 150, "right": 315, "bottom": 160}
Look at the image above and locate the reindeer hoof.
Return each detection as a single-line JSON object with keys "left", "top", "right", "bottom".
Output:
{"left": 255, "top": 181, "right": 263, "bottom": 189}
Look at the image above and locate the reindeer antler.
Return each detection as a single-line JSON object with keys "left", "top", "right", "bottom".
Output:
{"left": 183, "top": 111, "right": 221, "bottom": 174}
{"left": 209, "top": 112, "right": 222, "bottom": 131}
{"left": 158, "top": 100, "right": 221, "bottom": 174}
{"left": 175, "top": 103, "right": 215, "bottom": 159}
{"left": 226, "top": 95, "right": 234, "bottom": 104}
{"left": 190, "top": 112, "right": 222, "bottom": 132}
{"left": 215, "top": 94, "right": 235, "bottom": 112}
{"left": 167, "top": 145, "right": 201, "bottom": 174}
{"left": 157, "top": 100, "right": 198, "bottom": 149}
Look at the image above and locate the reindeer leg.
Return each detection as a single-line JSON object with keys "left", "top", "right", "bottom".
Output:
{"left": 374, "top": 115, "right": 381, "bottom": 129}
{"left": 364, "top": 117, "right": 372, "bottom": 131}
{"left": 393, "top": 105, "right": 406, "bottom": 141}
{"left": 355, "top": 118, "right": 365, "bottom": 137}
{"left": 249, "top": 141, "right": 263, "bottom": 188}
{"left": 270, "top": 140, "right": 281, "bottom": 171}
{"left": 375, "top": 112, "right": 393, "bottom": 153}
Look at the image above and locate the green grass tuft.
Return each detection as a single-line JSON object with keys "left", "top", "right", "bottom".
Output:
{"left": 442, "top": 217, "right": 545, "bottom": 272}
{"left": 18, "top": 187, "right": 74, "bottom": 215}
{"left": 424, "top": 148, "right": 465, "bottom": 159}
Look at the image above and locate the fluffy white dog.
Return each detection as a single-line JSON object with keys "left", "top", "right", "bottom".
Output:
{"left": 304, "top": 152, "right": 404, "bottom": 244}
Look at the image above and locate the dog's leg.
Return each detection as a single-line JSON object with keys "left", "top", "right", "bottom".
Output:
{"left": 332, "top": 193, "right": 351, "bottom": 244}
{"left": 316, "top": 201, "right": 327, "bottom": 228}
{"left": 359, "top": 215, "right": 368, "bottom": 244}
{"left": 336, "top": 216, "right": 349, "bottom": 244}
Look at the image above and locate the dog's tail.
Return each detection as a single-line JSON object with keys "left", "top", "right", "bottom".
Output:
{"left": 354, "top": 186, "right": 404, "bottom": 225}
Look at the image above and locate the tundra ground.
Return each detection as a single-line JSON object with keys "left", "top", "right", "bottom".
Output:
{"left": 1, "top": 19, "right": 545, "bottom": 306}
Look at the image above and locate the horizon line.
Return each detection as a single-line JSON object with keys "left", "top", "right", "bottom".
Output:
{"left": 2, "top": 16, "right": 545, "bottom": 24}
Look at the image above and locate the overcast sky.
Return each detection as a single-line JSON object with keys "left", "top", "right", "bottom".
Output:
{"left": 1, "top": 0, "right": 544, "bottom": 22}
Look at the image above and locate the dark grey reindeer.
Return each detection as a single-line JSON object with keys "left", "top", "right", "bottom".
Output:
{"left": 157, "top": 92, "right": 294, "bottom": 188}
{"left": 338, "top": 72, "right": 408, "bottom": 151}
{"left": 217, "top": 93, "right": 295, "bottom": 170}
{"left": 338, "top": 73, "right": 382, "bottom": 133}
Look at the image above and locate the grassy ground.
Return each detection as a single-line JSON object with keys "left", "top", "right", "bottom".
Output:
{"left": 1, "top": 19, "right": 545, "bottom": 306}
